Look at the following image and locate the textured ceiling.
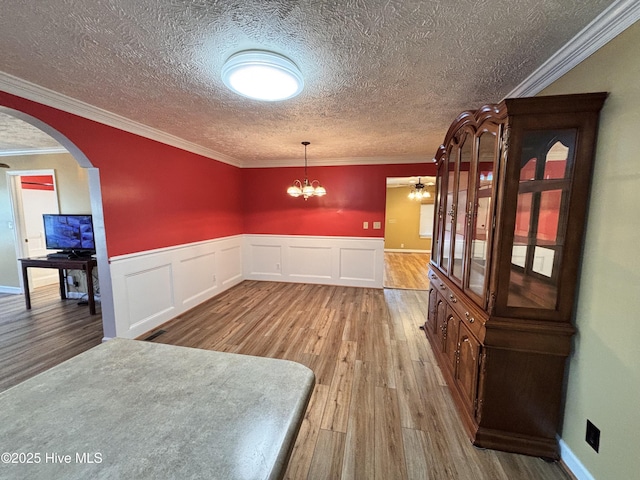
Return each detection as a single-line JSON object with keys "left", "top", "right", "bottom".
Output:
{"left": 0, "top": 112, "right": 63, "bottom": 151}
{"left": 0, "top": 0, "right": 617, "bottom": 166}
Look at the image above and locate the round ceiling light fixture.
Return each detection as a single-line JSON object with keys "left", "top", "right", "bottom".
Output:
{"left": 221, "top": 50, "right": 304, "bottom": 101}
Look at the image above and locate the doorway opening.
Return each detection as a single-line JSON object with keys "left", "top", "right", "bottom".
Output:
{"left": 0, "top": 106, "right": 114, "bottom": 339}
{"left": 383, "top": 176, "right": 435, "bottom": 290}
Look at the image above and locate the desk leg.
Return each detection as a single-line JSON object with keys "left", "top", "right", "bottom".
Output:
{"left": 59, "top": 269, "right": 67, "bottom": 300}
{"left": 22, "top": 265, "right": 31, "bottom": 310}
{"left": 86, "top": 265, "right": 96, "bottom": 315}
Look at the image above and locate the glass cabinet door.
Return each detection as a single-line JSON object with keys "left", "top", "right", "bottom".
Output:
{"left": 432, "top": 159, "right": 447, "bottom": 269}
{"left": 466, "top": 129, "right": 498, "bottom": 305}
{"left": 451, "top": 136, "right": 472, "bottom": 285}
{"left": 441, "top": 145, "right": 458, "bottom": 274}
{"left": 506, "top": 129, "right": 577, "bottom": 310}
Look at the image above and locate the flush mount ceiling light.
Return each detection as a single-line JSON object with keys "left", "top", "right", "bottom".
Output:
{"left": 221, "top": 50, "right": 304, "bottom": 101}
{"left": 408, "top": 178, "right": 431, "bottom": 200}
{"left": 287, "top": 142, "right": 326, "bottom": 200}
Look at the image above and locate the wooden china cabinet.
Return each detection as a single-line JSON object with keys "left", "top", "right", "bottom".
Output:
{"left": 424, "top": 93, "right": 607, "bottom": 459}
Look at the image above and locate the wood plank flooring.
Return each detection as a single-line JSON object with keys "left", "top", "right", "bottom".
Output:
{"left": 0, "top": 284, "right": 103, "bottom": 393}
{"left": 145, "top": 280, "right": 571, "bottom": 480}
{"left": 384, "top": 252, "right": 431, "bottom": 290}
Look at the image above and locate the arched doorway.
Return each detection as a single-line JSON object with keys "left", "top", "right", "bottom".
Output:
{"left": 0, "top": 106, "right": 115, "bottom": 339}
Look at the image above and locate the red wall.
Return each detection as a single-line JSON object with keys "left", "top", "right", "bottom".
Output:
{"left": 1, "top": 91, "right": 244, "bottom": 257}
{"left": 2, "top": 90, "right": 437, "bottom": 253}
{"left": 243, "top": 163, "right": 436, "bottom": 237}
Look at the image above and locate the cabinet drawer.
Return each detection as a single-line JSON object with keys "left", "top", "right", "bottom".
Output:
{"left": 429, "top": 269, "right": 485, "bottom": 342}
{"left": 444, "top": 287, "right": 485, "bottom": 342}
{"left": 429, "top": 271, "right": 449, "bottom": 296}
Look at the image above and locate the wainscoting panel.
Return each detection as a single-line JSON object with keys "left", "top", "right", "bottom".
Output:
{"left": 244, "top": 235, "right": 384, "bottom": 288}
{"left": 219, "top": 244, "right": 243, "bottom": 287}
{"left": 124, "top": 263, "right": 174, "bottom": 330}
{"left": 339, "top": 247, "right": 377, "bottom": 281}
{"left": 247, "top": 243, "right": 283, "bottom": 278}
{"left": 109, "top": 235, "right": 244, "bottom": 339}
{"left": 289, "top": 245, "right": 332, "bottom": 279}
{"left": 177, "top": 250, "right": 217, "bottom": 306}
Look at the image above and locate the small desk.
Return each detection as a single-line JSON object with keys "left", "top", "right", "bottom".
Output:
{"left": 0, "top": 339, "right": 315, "bottom": 480}
{"left": 20, "top": 256, "right": 98, "bottom": 315}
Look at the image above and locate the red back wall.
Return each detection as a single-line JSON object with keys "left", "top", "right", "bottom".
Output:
{"left": 242, "top": 163, "right": 437, "bottom": 237}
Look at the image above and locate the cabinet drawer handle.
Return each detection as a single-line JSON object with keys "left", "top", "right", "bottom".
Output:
{"left": 465, "top": 311, "right": 475, "bottom": 323}
{"left": 449, "top": 294, "right": 457, "bottom": 303}
{"left": 439, "top": 283, "right": 445, "bottom": 289}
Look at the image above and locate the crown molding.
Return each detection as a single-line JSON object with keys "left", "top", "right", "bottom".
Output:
{"left": 242, "top": 154, "right": 432, "bottom": 168}
{"left": 506, "top": 0, "right": 640, "bottom": 98}
{"left": 0, "top": 147, "right": 68, "bottom": 157}
{"left": 0, "top": 71, "right": 242, "bottom": 167}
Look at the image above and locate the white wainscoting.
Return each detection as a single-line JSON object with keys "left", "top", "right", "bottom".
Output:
{"left": 243, "top": 235, "right": 384, "bottom": 288}
{"left": 108, "top": 234, "right": 382, "bottom": 339}
{"left": 109, "top": 235, "right": 243, "bottom": 339}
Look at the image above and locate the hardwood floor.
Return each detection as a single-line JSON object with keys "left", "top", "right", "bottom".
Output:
{"left": 384, "top": 252, "right": 431, "bottom": 290}
{"left": 0, "top": 284, "right": 103, "bottom": 393}
{"left": 144, "top": 280, "right": 571, "bottom": 480}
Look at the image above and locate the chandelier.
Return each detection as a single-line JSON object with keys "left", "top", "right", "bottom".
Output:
{"left": 408, "top": 178, "right": 431, "bottom": 200}
{"left": 287, "top": 142, "right": 326, "bottom": 200}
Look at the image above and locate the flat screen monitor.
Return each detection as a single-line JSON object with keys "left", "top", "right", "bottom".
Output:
{"left": 43, "top": 214, "right": 95, "bottom": 254}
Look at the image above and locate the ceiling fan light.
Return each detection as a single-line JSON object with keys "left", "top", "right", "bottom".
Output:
{"left": 222, "top": 50, "right": 304, "bottom": 101}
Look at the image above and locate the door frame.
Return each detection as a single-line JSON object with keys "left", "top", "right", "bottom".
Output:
{"left": 6, "top": 169, "right": 60, "bottom": 290}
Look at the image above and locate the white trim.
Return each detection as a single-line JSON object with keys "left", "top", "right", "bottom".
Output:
{"left": 0, "top": 147, "right": 68, "bottom": 157}
{"left": 559, "top": 438, "right": 595, "bottom": 480}
{"left": 241, "top": 155, "right": 430, "bottom": 168}
{"left": 0, "top": 71, "right": 242, "bottom": 167}
{"left": 507, "top": 0, "right": 640, "bottom": 98}
{"left": 0, "top": 286, "right": 21, "bottom": 294}
{"left": 109, "top": 234, "right": 244, "bottom": 262}
{"left": 384, "top": 248, "right": 430, "bottom": 254}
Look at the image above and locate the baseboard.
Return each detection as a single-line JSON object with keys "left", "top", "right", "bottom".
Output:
{"left": 384, "top": 248, "right": 430, "bottom": 254}
{"left": 558, "top": 438, "right": 595, "bottom": 480}
{"left": 0, "top": 286, "right": 22, "bottom": 294}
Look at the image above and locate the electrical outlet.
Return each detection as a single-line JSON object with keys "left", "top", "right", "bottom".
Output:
{"left": 373, "top": 221, "right": 381, "bottom": 229}
{"left": 586, "top": 419, "right": 600, "bottom": 453}
{"left": 363, "top": 221, "right": 369, "bottom": 229}
{"left": 276, "top": 263, "right": 280, "bottom": 271}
